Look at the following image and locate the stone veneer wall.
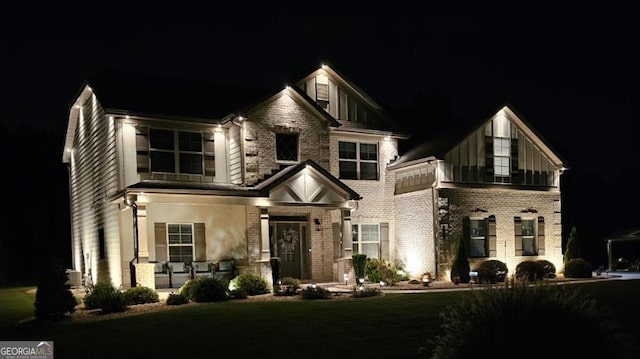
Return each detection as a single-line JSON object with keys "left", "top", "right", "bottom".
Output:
{"left": 437, "top": 187, "right": 562, "bottom": 281}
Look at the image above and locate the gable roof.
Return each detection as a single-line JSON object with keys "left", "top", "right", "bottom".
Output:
{"left": 389, "top": 102, "right": 569, "bottom": 170}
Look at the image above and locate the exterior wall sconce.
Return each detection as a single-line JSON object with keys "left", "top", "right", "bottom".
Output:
{"left": 314, "top": 218, "right": 321, "bottom": 231}
{"left": 521, "top": 207, "right": 538, "bottom": 213}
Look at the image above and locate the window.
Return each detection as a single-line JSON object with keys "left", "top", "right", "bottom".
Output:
{"left": 167, "top": 224, "right": 193, "bottom": 262}
{"left": 276, "top": 133, "right": 299, "bottom": 162}
{"left": 521, "top": 219, "right": 536, "bottom": 255}
{"left": 352, "top": 224, "right": 380, "bottom": 259}
{"left": 494, "top": 137, "right": 511, "bottom": 177}
{"left": 149, "top": 129, "right": 203, "bottom": 174}
{"left": 339, "top": 141, "right": 378, "bottom": 180}
{"left": 469, "top": 219, "right": 487, "bottom": 257}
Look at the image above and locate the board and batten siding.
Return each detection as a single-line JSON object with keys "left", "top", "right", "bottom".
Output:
{"left": 69, "top": 94, "right": 123, "bottom": 287}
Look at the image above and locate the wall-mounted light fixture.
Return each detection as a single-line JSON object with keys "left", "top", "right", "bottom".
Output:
{"left": 521, "top": 207, "right": 538, "bottom": 213}
{"left": 314, "top": 218, "right": 321, "bottom": 231}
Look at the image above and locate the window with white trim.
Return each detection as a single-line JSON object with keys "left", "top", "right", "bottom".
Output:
{"left": 352, "top": 224, "right": 380, "bottom": 259}
{"left": 494, "top": 137, "right": 511, "bottom": 177}
{"left": 469, "top": 219, "right": 488, "bottom": 257}
{"left": 149, "top": 129, "right": 203, "bottom": 174}
{"left": 521, "top": 219, "right": 536, "bottom": 255}
{"left": 167, "top": 224, "right": 194, "bottom": 262}
{"left": 339, "top": 141, "right": 378, "bottom": 180}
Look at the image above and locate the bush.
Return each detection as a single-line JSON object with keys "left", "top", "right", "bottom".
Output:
{"left": 351, "top": 286, "right": 381, "bottom": 298}
{"left": 352, "top": 254, "right": 367, "bottom": 280}
{"left": 564, "top": 258, "right": 593, "bottom": 278}
{"left": 179, "top": 279, "right": 199, "bottom": 301}
{"left": 83, "top": 281, "right": 127, "bottom": 314}
{"left": 189, "top": 277, "right": 229, "bottom": 302}
{"left": 274, "top": 277, "right": 301, "bottom": 297}
{"left": 473, "top": 260, "right": 508, "bottom": 284}
{"left": 450, "top": 237, "right": 470, "bottom": 283}
{"left": 365, "top": 258, "right": 403, "bottom": 285}
{"left": 419, "top": 280, "right": 637, "bottom": 358}
{"left": 166, "top": 293, "right": 189, "bottom": 306}
{"left": 230, "top": 273, "right": 269, "bottom": 296}
{"left": 34, "top": 257, "right": 78, "bottom": 320}
{"left": 123, "top": 286, "right": 159, "bottom": 305}
{"left": 515, "top": 260, "right": 545, "bottom": 282}
{"left": 536, "top": 259, "right": 557, "bottom": 278}
{"left": 299, "top": 285, "right": 332, "bottom": 300}
{"left": 564, "top": 226, "right": 581, "bottom": 267}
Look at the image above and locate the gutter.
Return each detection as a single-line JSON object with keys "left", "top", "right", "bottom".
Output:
{"left": 123, "top": 196, "right": 139, "bottom": 287}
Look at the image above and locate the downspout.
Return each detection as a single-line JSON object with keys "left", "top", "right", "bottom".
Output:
{"left": 123, "top": 196, "right": 139, "bottom": 287}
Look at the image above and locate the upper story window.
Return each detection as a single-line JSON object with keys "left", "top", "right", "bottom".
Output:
{"left": 493, "top": 137, "right": 511, "bottom": 176}
{"left": 276, "top": 133, "right": 299, "bottom": 162}
{"left": 339, "top": 141, "right": 378, "bottom": 180}
{"left": 149, "top": 129, "right": 203, "bottom": 174}
{"left": 316, "top": 74, "right": 329, "bottom": 111}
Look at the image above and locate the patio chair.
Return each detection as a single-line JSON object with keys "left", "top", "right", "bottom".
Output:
{"left": 213, "top": 258, "right": 236, "bottom": 285}
{"left": 168, "top": 261, "right": 191, "bottom": 288}
{"left": 152, "top": 262, "right": 170, "bottom": 289}
{"left": 192, "top": 261, "right": 213, "bottom": 279}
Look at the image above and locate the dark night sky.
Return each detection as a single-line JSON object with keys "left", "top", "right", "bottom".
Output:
{"left": 2, "top": 1, "right": 639, "bottom": 280}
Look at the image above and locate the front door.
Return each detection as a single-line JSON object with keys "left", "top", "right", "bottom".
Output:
{"left": 270, "top": 218, "right": 310, "bottom": 280}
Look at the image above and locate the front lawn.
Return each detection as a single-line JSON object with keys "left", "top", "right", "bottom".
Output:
{"left": 1, "top": 280, "right": 639, "bottom": 358}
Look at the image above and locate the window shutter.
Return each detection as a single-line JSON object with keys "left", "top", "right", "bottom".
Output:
{"left": 155, "top": 222, "right": 167, "bottom": 262}
{"left": 484, "top": 136, "right": 494, "bottom": 182}
{"left": 462, "top": 217, "right": 471, "bottom": 257}
{"left": 537, "top": 217, "right": 545, "bottom": 255}
{"left": 514, "top": 216, "right": 523, "bottom": 256}
{"left": 511, "top": 137, "right": 519, "bottom": 184}
{"left": 332, "top": 223, "right": 342, "bottom": 260}
{"left": 487, "top": 215, "right": 497, "bottom": 257}
{"left": 194, "top": 223, "right": 206, "bottom": 261}
{"left": 136, "top": 126, "right": 149, "bottom": 173}
{"left": 380, "top": 222, "right": 390, "bottom": 260}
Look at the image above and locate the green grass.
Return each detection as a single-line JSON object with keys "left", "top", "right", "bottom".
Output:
{"left": 0, "top": 286, "right": 37, "bottom": 328}
{"left": 1, "top": 280, "right": 639, "bottom": 359}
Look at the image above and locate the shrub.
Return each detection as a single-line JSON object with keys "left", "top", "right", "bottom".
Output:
{"left": 231, "top": 273, "right": 269, "bottom": 296}
{"left": 299, "top": 285, "right": 331, "bottom": 300}
{"left": 419, "top": 280, "right": 636, "bottom": 358}
{"left": 34, "top": 257, "right": 78, "bottom": 320}
{"left": 450, "top": 236, "right": 470, "bottom": 283}
{"left": 190, "top": 277, "right": 229, "bottom": 302}
{"left": 564, "top": 258, "right": 593, "bottom": 278}
{"left": 166, "top": 293, "right": 189, "bottom": 306}
{"left": 274, "top": 277, "right": 301, "bottom": 297}
{"left": 178, "top": 279, "right": 199, "bottom": 301}
{"left": 536, "top": 259, "right": 557, "bottom": 278}
{"left": 473, "top": 260, "right": 508, "bottom": 284}
{"left": 123, "top": 286, "right": 159, "bottom": 305}
{"left": 564, "top": 226, "right": 581, "bottom": 268}
{"left": 83, "top": 281, "right": 127, "bottom": 314}
{"left": 351, "top": 286, "right": 381, "bottom": 298}
{"left": 515, "top": 260, "right": 545, "bottom": 282}
{"left": 365, "top": 258, "right": 403, "bottom": 285}
{"left": 352, "top": 254, "right": 367, "bottom": 280}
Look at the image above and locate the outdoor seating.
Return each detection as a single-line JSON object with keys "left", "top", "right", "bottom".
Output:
{"left": 213, "top": 258, "right": 236, "bottom": 284}
{"left": 152, "top": 262, "right": 170, "bottom": 289}
{"left": 168, "top": 261, "right": 190, "bottom": 288}
{"left": 192, "top": 261, "right": 213, "bottom": 279}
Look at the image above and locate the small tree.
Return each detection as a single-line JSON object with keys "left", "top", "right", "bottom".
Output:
{"left": 352, "top": 254, "right": 367, "bottom": 281}
{"left": 564, "top": 226, "right": 581, "bottom": 268}
{"left": 34, "top": 257, "right": 77, "bottom": 320}
{"left": 450, "top": 236, "right": 470, "bottom": 283}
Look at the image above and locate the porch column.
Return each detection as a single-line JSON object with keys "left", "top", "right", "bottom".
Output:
{"left": 607, "top": 240, "right": 612, "bottom": 272}
{"left": 137, "top": 204, "right": 149, "bottom": 262}
{"left": 342, "top": 209, "right": 353, "bottom": 258}
{"left": 260, "top": 208, "right": 271, "bottom": 261}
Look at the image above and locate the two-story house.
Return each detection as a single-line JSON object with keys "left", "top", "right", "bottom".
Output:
{"left": 62, "top": 63, "right": 567, "bottom": 289}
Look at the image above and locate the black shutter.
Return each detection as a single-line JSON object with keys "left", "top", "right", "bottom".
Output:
{"left": 514, "top": 217, "right": 523, "bottom": 256}
{"left": 487, "top": 215, "right": 497, "bottom": 257}
{"left": 511, "top": 137, "right": 520, "bottom": 184}
{"left": 462, "top": 217, "right": 471, "bottom": 257}
{"left": 484, "top": 136, "right": 494, "bottom": 182}
{"left": 537, "top": 217, "right": 545, "bottom": 255}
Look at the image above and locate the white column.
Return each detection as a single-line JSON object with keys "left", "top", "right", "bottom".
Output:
{"left": 137, "top": 204, "right": 149, "bottom": 262}
{"left": 214, "top": 128, "right": 227, "bottom": 183}
{"left": 342, "top": 209, "right": 353, "bottom": 258}
{"left": 260, "top": 208, "right": 271, "bottom": 261}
